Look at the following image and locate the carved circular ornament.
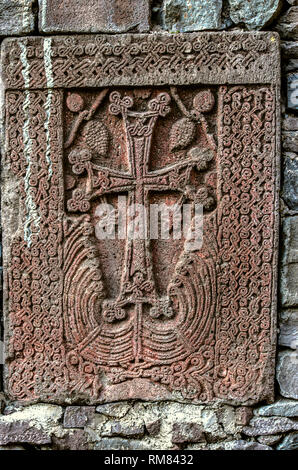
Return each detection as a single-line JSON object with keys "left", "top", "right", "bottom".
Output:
{"left": 66, "top": 93, "right": 85, "bottom": 113}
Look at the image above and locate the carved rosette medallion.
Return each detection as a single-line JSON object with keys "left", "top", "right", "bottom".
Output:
{"left": 2, "top": 32, "right": 280, "bottom": 404}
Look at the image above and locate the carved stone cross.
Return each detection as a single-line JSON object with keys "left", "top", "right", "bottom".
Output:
{"left": 88, "top": 90, "right": 212, "bottom": 361}
{"left": 3, "top": 33, "right": 279, "bottom": 404}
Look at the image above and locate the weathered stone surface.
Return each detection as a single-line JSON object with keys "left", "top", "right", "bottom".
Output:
{"left": 276, "top": 6, "right": 298, "bottom": 40}
{"left": 282, "top": 153, "right": 298, "bottom": 212}
{"left": 162, "top": 0, "right": 281, "bottom": 32}
{"left": 52, "top": 430, "right": 90, "bottom": 450}
{"left": 225, "top": 440, "right": 272, "bottom": 450}
{"left": 282, "top": 118, "right": 298, "bottom": 131}
{"left": 280, "top": 264, "right": 298, "bottom": 306}
{"left": 279, "top": 310, "right": 298, "bottom": 349}
{"left": 172, "top": 423, "right": 205, "bottom": 444}
{"left": 219, "top": 406, "right": 237, "bottom": 435}
{"left": 0, "top": 421, "right": 51, "bottom": 446}
{"left": 256, "top": 398, "right": 298, "bottom": 417}
{"left": 277, "top": 350, "right": 298, "bottom": 399}
{"left": 229, "top": 0, "right": 281, "bottom": 30}
{"left": 39, "top": 0, "right": 150, "bottom": 33}
{"left": 235, "top": 407, "right": 253, "bottom": 426}
{"left": 162, "top": 0, "right": 223, "bottom": 32}
{"left": 102, "top": 422, "right": 145, "bottom": 439}
{"left": 281, "top": 41, "right": 298, "bottom": 59}
{"left": 2, "top": 404, "right": 24, "bottom": 416}
{"left": 280, "top": 217, "right": 298, "bottom": 306}
{"left": 277, "top": 432, "right": 298, "bottom": 450}
{"left": 2, "top": 33, "right": 280, "bottom": 405}
{"left": 0, "top": 404, "right": 62, "bottom": 446}
{"left": 243, "top": 417, "right": 298, "bottom": 436}
{"left": 95, "top": 437, "right": 149, "bottom": 450}
{"left": 282, "top": 130, "right": 298, "bottom": 151}
{"left": 285, "top": 59, "right": 298, "bottom": 73}
{"left": 0, "top": 404, "right": 63, "bottom": 427}
{"left": 145, "top": 419, "right": 161, "bottom": 436}
{"left": 257, "top": 435, "right": 282, "bottom": 446}
{"left": 287, "top": 74, "right": 298, "bottom": 111}
{"left": 96, "top": 403, "right": 131, "bottom": 418}
{"left": 63, "top": 407, "right": 96, "bottom": 428}
{"left": 0, "top": 0, "right": 34, "bottom": 36}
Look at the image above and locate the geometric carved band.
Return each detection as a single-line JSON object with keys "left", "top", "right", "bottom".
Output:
{"left": 2, "top": 32, "right": 280, "bottom": 90}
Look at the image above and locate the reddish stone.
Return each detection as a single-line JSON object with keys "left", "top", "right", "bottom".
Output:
{"left": 39, "top": 0, "right": 150, "bottom": 33}
{"left": 172, "top": 423, "right": 205, "bottom": 444}
{"left": 146, "top": 419, "right": 161, "bottom": 436}
{"left": 2, "top": 33, "right": 280, "bottom": 405}
{"left": 0, "top": 422, "right": 51, "bottom": 446}
{"left": 236, "top": 407, "right": 253, "bottom": 426}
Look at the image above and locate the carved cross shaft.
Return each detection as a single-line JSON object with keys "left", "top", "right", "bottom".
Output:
{"left": 93, "top": 91, "right": 204, "bottom": 362}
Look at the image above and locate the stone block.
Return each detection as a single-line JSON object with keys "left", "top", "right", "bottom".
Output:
{"left": 229, "top": 0, "right": 281, "bottom": 30}
{"left": 281, "top": 41, "right": 298, "bottom": 59}
{"left": 225, "top": 440, "right": 272, "bottom": 450}
{"left": 162, "top": 0, "right": 223, "bottom": 32}
{"left": 280, "top": 217, "right": 298, "bottom": 306}
{"left": 282, "top": 153, "right": 298, "bottom": 212}
{"left": 0, "top": 421, "right": 51, "bottom": 445}
{"left": 285, "top": 58, "right": 298, "bottom": 72}
{"left": 63, "top": 406, "right": 96, "bottom": 428}
{"left": 277, "top": 350, "right": 298, "bottom": 399}
{"left": 145, "top": 419, "right": 161, "bottom": 436}
{"left": 96, "top": 403, "right": 131, "bottom": 418}
{"left": 102, "top": 422, "right": 145, "bottom": 439}
{"left": 235, "top": 407, "right": 253, "bottom": 426}
{"left": 276, "top": 6, "right": 298, "bottom": 40}
{"left": 95, "top": 437, "right": 149, "bottom": 450}
{"left": 277, "top": 432, "right": 298, "bottom": 450}
{"left": 282, "top": 118, "right": 298, "bottom": 131}
{"left": 1, "top": 32, "right": 280, "bottom": 405}
{"left": 0, "top": 0, "right": 34, "bottom": 36}
{"left": 280, "top": 263, "right": 298, "bottom": 306}
{"left": 39, "top": 0, "right": 150, "bottom": 33}
{"left": 243, "top": 417, "right": 298, "bottom": 436}
{"left": 287, "top": 74, "right": 298, "bottom": 110}
{"left": 52, "top": 430, "right": 90, "bottom": 450}
{"left": 282, "top": 130, "right": 298, "bottom": 151}
{"left": 257, "top": 435, "right": 282, "bottom": 446}
{"left": 256, "top": 398, "right": 298, "bottom": 417}
{"left": 172, "top": 423, "right": 205, "bottom": 444}
{"left": 279, "top": 310, "right": 298, "bottom": 349}
{"left": 282, "top": 216, "right": 298, "bottom": 259}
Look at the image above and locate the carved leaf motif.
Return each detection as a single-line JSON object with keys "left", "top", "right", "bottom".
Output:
{"left": 83, "top": 120, "right": 109, "bottom": 158}
{"left": 169, "top": 118, "right": 196, "bottom": 152}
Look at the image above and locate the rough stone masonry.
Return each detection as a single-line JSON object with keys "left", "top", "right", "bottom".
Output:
{"left": 0, "top": 0, "right": 297, "bottom": 451}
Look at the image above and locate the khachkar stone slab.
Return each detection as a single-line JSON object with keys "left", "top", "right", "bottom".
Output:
{"left": 2, "top": 32, "right": 280, "bottom": 405}
{"left": 39, "top": 0, "right": 150, "bottom": 33}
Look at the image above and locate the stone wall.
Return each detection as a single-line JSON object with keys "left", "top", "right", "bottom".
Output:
{"left": 0, "top": 0, "right": 297, "bottom": 451}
